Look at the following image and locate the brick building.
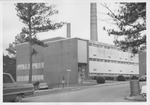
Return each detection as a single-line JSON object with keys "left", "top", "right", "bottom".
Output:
{"left": 16, "top": 36, "right": 145, "bottom": 88}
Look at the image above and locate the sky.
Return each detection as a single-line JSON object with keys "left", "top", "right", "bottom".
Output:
{"left": 1, "top": 0, "right": 148, "bottom": 55}
{"left": 1, "top": 0, "right": 120, "bottom": 55}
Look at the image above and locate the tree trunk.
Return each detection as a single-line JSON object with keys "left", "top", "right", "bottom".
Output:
{"left": 28, "top": 4, "right": 32, "bottom": 83}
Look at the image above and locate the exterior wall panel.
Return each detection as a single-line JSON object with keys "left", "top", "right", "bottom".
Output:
{"left": 89, "top": 61, "right": 139, "bottom": 74}
{"left": 88, "top": 41, "right": 139, "bottom": 76}
{"left": 77, "top": 40, "right": 87, "bottom": 63}
{"left": 43, "top": 38, "right": 78, "bottom": 88}
{"left": 16, "top": 43, "right": 45, "bottom": 82}
{"left": 139, "top": 51, "right": 146, "bottom": 76}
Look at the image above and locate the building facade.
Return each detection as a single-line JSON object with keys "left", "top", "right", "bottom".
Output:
{"left": 16, "top": 37, "right": 141, "bottom": 88}
{"left": 88, "top": 40, "right": 139, "bottom": 78}
{"left": 16, "top": 37, "right": 89, "bottom": 88}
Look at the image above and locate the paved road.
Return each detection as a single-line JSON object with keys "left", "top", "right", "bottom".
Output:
{"left": 23, "top": 81, "right": 146, "bottom": 102}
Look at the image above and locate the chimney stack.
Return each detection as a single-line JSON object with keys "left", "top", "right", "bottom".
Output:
{"left": 90, "top": 3, "right": 98, "bottom": 41}
{"left": 66, "top": 23, "right": 71, "bottom": 38}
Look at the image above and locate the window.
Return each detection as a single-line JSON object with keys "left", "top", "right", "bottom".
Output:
{"left": 104, "top": 46, "right": 107, "bottom": 49}
{"left": 93, "top": 44, "right": 99, "bottom": 47}
{"left": 93, "top": 54, "right": 96, "bottom": 56}
{"left": 32, "top": 75, "right": 37, "bottom": 81}
{"left": 41, "top": 62, "right": 44, "bottom": 68}
{"left": 99, "top": 45, "right": 103, "bottom": 48}
{"left": 89, "top": 58, "right": 92, "bottom": 61}
{"left": 129, "top": 62, "right": 132, "bottom": 64}
{"left": 27, "top": 64, "right": 30, "bottom": 69}
{"left": 97, "top": 59, "right": 100, "bottom": 61}
{"left": 32, "top": 63, "right": 37, "bottom": 69}
{"left": 24, "top": 76, "right": 29, "bottom": 81}
{"left": 17, "top": 76, "right": 21, "bottom": 82}
{"left": 89, "top": 43, "right": 92, "bottom": 46}
{"left": 24, "top": 64, "right": 28, "bottom": 69}
{"left": 37, "top": 63, "right": 40, "bottom": 68}
{"left": 111, "top": 60, "right": 114, "bottom": 63}
{"left": 93, "top": 58, "right": 96, "bottom": 61}
{"left": 93, "top": 69, "right": 97, "bottom": 71}
{"left": 111, "top": 47, "right": 114, "bottom": 50}
{"left": 17, "top": 64, "right": 24, "bottom": 70}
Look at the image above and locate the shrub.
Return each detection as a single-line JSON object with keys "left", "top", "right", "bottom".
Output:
{"left": 117, "top": 75, "right": 126, "bottom": 81}
{"left": 131, "top": 76, "right": 138, "bottom": 80}
{"left": 96, "top": 77, "right": 105, "bottom": 84}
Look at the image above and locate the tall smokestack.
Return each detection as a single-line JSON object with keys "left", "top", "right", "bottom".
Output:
{"left": 66, "top": 23, "right": 71, "bottom": 38}
{"left": 90, "top": 3, "right": 98, "bottom": 41}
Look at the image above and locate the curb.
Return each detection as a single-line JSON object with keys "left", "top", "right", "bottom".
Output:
{"left": 31, "top": 81, "right": 129, "bottom": 97}
{"left": 35, "top": 81, "right": 128, "bottom": 93}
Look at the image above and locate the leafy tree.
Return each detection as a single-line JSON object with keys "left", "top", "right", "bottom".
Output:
{"left": 3, "top": 54, "right": 16, "bottom": 80}
{"left": 6, "top": 3, "right": 64, "bottom": 57}
{"left": 102, "top": 3, "right": 146, "bottom": 53}
{"left": 7, "top": 3, "right": 64, "bottom": 83}
{"left": 6, "top": 33, "right": 28, "bottom": 57}
{"left": 6, "top": 32, "right": 48, "bottom": 57}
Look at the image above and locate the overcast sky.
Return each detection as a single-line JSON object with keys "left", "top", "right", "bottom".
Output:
{"left": 1, "top": 0, "right": 143, "bottom": 55}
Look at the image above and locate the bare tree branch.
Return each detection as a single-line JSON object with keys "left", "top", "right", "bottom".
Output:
{"left": 99, "top": 3, "right": 142, "bottom": 29}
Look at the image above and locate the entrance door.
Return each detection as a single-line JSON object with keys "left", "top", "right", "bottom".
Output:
{"left": 78, "top": 63, "right": 86, "bottom": 83}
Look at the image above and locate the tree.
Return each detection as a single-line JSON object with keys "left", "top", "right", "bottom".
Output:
{"left": 102, "top": 3, "right": 146, "bottom": 53}
{"left": 7, "top": 3, "right": 64, "bottom": 83}
{"left": 6, "top": 33, "right": 28, "bottom": 57}
{"left": 3, "top": 54, "right": 16, "bottom": 80}
{"left": 6, "top": 32, "right": 49, "bottom": 57}
{"left": 6, "top": 3, "right": 64, "bottom": 57}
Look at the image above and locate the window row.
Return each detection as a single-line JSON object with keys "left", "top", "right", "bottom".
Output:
{"left": 89, "top": 58, "right": 138, "bottom": 65}
{"left": 89, "top": 73, "right": 136, "bottom": 77}
{"left": 89, "top": 43, "right": 121, "bottom": 51}
{"left": 17, "top": 62, "right": 44, "bottom": 70}
{"left": 17, "top": 75, "right": 44, "bottom": 82}
{"left": 92, "top": 69, "right": 134, "bottom": 73}
{"left": 92, "top": 54, "right": 133, "bottom": 61}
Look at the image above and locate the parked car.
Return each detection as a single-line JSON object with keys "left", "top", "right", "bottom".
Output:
{"left": 3, "top": 73, "right": 34, "bottom": 102}
{"left": 33, "top": 81, "right": 48, "bottom": 90}
{"left": 139, "top": 75, "right": 146, "bottom": 81}
{"left": 39, "top": 82, "right": 48, "bottom": 90}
